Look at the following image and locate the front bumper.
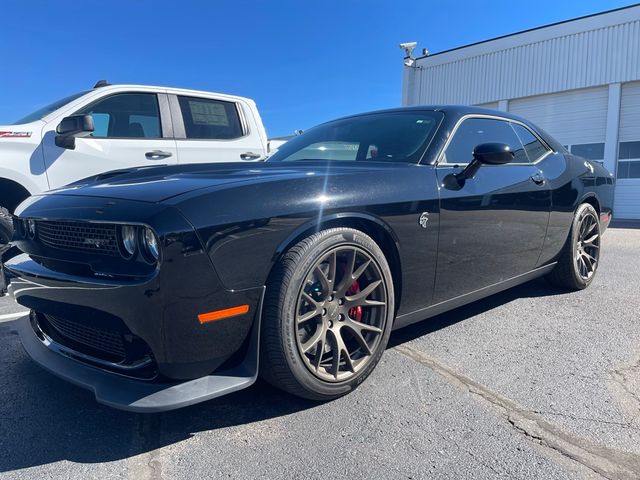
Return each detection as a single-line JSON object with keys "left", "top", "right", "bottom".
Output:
{"left": 16, "top": 291, "right": 263, "bottom": 412}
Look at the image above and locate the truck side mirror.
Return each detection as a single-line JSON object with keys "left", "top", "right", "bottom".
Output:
{"left": 55, "top": 114, "right": 94, "bottom": 149}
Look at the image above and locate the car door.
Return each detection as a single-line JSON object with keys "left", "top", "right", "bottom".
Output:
{"left": 42, "top": 92, "right": 178, "bottom": 189}
{"left": 170, "top": 94, "right": 266, "bottom": 163}
{"left": 433, "top": 116, "right": 551, "bottom": 303}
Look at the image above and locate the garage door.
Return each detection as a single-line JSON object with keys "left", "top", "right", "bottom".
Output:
{"left": 617, "top": 82, "right": 640, "bottom": 219}
{"left": 508, "top": 87, "right": 608, "bottom": 162}
{"left": 476, "top": 102, "right": 499, "bottom": 110}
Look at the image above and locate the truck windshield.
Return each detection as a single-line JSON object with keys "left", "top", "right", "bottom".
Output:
{"left": 267, "top": 111, "right": 443, "bottom": 164}
{"left": 13, "top": 91, "right": 90, "bottom": 125}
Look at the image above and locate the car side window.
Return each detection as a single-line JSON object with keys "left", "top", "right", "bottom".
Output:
{"left": 78, "top": 93, "right": 161, "bottom": 138}
{"left": 510, "top": 123, "right": 549, "bottom": 162}
{"left": 443, "top": 117, "right": 527, "bottom": 164}
{"left": 177, "top": 96, "right": 243, "bottom": 140}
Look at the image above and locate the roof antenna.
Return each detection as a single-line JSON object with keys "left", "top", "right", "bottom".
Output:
{"left": 93, "top": 80, "right": 110, "bottom": 88}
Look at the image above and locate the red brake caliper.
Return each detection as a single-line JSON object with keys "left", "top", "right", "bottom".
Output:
{"left": 346, "top": 281, "right": 363, "bottom": 322}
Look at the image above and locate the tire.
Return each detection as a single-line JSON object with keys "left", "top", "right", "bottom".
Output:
{"left": 546, "top": 203, "right": 601, "bottom": 290}
{"left": 0, "top": 207, "right": 12, "bottom": 250}
{"left": 260, "top": 228, "right": 395, "bottom": 401}
{"left": 0, "top": 207, "right": 13, "bottom": 296}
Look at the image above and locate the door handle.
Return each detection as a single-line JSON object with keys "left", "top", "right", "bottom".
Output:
{"left": 145, "top": 150, "right": 173, "bottom": 160}
{"left": 240, "top": 152, "right": 262, "bottom": 160}
{"left": 530, "top": 173, "right": 546, "bottom": 186}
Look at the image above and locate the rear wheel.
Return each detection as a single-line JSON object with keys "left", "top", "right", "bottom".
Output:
{"left": 260, "top": 228, "right": 394, "bottom": 400}
{"left": 546, "top": 203, "right": 601, "bottom": 290}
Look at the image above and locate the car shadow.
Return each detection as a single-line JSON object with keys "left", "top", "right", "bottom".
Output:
{"left": 0, "top": 277, "right": 564, "bottom": 472}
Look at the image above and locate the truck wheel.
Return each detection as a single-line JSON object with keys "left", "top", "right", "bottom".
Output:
{"left": 0, "top": 207, "right": 13, "bottom": 251}
{"left": 546, "top": 203, "right": 601, "bottom": 291}
{"left": 260, "top": 228, "right": 394, "bottom": 401}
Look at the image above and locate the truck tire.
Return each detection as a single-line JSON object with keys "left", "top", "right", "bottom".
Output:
{"left": 0, "top": 207, "right": 12, "bottom": 295}
{"left": 0, "top": 207, "right": 12, "bottom": 252}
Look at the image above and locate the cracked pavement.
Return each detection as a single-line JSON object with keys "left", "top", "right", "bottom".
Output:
{"left": 0, "top": 228, "right": 638, "bottom": 479}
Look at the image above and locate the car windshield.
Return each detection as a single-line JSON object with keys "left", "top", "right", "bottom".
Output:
{"left": 267, "top": 111, "right": 443, "bottom": 164}
{"left": 13, "top": 91, "right": 90, "bottom": 124}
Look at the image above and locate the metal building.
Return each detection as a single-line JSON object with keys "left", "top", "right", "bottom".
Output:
{"left": 402, "top": 4, "right": 640, "bottom": 220}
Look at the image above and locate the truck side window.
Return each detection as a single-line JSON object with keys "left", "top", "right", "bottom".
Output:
{"left": 78, "top": 93, "right": 161, "bottom": 139}
{"left": 177, "top": 96, "right": 243, "bottom": 140}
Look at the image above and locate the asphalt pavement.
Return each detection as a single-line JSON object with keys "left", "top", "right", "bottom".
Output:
{"left": 0, "top": 228, "right": 638, "bottom": 480}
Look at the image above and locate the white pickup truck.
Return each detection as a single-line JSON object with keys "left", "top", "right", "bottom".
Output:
{"left": 0, "top": 81, "right": 275, "bottom": 244}
{"left": 0, "top": 81, "right": 281, "bottom": 293}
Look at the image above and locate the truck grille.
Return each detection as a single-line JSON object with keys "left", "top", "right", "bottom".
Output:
{"left": 44, "top": 314, "right": 126, "bottom": 360}
{"left": 37, "top": 220, "right": 119, "bottom": 256}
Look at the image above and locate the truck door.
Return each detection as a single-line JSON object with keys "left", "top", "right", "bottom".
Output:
{"left": 42, "top": 92, "right": 178, "bottom": 189}
{"left": 169, "top": 95, "right": 267, "bottom": 163}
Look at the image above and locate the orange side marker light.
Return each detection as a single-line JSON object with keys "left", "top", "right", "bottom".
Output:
{"left": 198, "top": 305, "right": 250, "bottom": 324}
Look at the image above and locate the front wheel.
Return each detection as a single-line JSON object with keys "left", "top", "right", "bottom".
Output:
{"left": 260, "top": 228, "right": 394, "bottom": 401}
{"left": 0, "top": 207, "right": 12, "bottom": 251}
{"left": 546, "top": 203, "right": 601, "bottom": 290}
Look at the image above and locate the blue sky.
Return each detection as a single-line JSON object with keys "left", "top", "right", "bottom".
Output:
{"left": 0, "top": 0, "right": 634, "bottom": 136}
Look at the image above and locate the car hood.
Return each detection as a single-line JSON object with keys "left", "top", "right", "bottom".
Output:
{"left": 44, "top": 161, "right": 408, "bottom": 203}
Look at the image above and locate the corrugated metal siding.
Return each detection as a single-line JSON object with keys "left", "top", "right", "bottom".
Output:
{"left": 508, "top": 87, "right": 608, "bottom": 145}
{"left": 616, "top": 81, "right": 640, "bottom": 219}
{"left": 410, "top": 19, "right": 640, "bottom": 105}
{"left": 619, "top": 81, "right": 640, "bottom": 142}
{"left": 475, "top": 102, "right": 499, "bottom": 109}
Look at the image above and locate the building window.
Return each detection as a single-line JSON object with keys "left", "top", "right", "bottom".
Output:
{"left": 618, "top": 141, "right": 640, "bottom": 179}
{"left": 570, "top": 143, "right": 605, "bottom": 161}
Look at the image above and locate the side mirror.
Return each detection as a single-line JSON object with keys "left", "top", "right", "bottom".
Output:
{"left": 472, "top": 142, "right": 515, "bottom": 165}
{"left": 442, "top": 142, "right": 515, "bottom": 191}
{"left": 55, "top": 114, "right": 94, "bottom": 149}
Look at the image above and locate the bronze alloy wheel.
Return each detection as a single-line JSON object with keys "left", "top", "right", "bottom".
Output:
{"left": 294, "top": 245, "right": 388, "bottom": 382}
{"left": 574, "top": 208, "right": 600, "bottom": 281}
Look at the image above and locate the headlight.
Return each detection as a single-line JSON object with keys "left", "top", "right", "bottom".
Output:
{"left": 142, "top": 227, "right": 160, "bottom": 261}
{"left": 120, "top": 225, "right": 137, "bottom": 258}
{"left": 27, "top": 219, "right": 36, "bottom": 239}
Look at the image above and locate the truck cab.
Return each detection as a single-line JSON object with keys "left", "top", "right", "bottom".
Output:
{"left": 0, "top": 81, "right": 269, "bottom": 219}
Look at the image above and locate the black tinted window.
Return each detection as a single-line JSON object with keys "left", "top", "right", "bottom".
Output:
{"left": 268, "top": 112, "right": 442, "bottom": 164}
{"left": 78, "top": 93, "right": 161, "bottom": 138}
{"left": 178, "top": 96, "right": 243, "bottom": 140}
{"left": 511, "top": 123, "right": 549, "bottom": 162}
{"left": 444, "top": 118, "right": 526, "bottom": 164}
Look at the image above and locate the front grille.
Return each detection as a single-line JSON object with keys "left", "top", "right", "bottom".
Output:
{"left": 34, "top": 312, "right": 158, "bottom": 380}
{"left": 37, "top": 220, "right": 119, "bottom": 256}
{"left": 45, "top": 314, "right": 126, "bottom": 359}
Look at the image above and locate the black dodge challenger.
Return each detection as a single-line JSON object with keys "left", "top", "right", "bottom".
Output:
{"left": 7, "top": 106, "right": 614, "bottom": 412}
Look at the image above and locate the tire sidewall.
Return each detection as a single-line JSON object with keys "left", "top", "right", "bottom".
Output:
{"left": 0, "top": 208, "right": 13, "bottom": 253}
{"left": 279, "top": 229, "right": 395, "bottom": 399}
{"left": 569, "top": 204, "right": 600, "bottom": 288}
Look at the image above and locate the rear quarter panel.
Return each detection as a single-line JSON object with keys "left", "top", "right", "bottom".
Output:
{"left": 536, "top": 153, "right": 614, "bottom": 266}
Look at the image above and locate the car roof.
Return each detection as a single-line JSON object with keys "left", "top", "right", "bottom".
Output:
{"left": 335, "top": 105, "right": 526, "bottom": 122}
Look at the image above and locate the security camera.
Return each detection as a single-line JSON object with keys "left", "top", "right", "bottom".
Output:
{"left": 399, "top": 42, "right": 417, "bottom": 52}
{"left": 399, "top": 42, "right": 417, "bottom": 59}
